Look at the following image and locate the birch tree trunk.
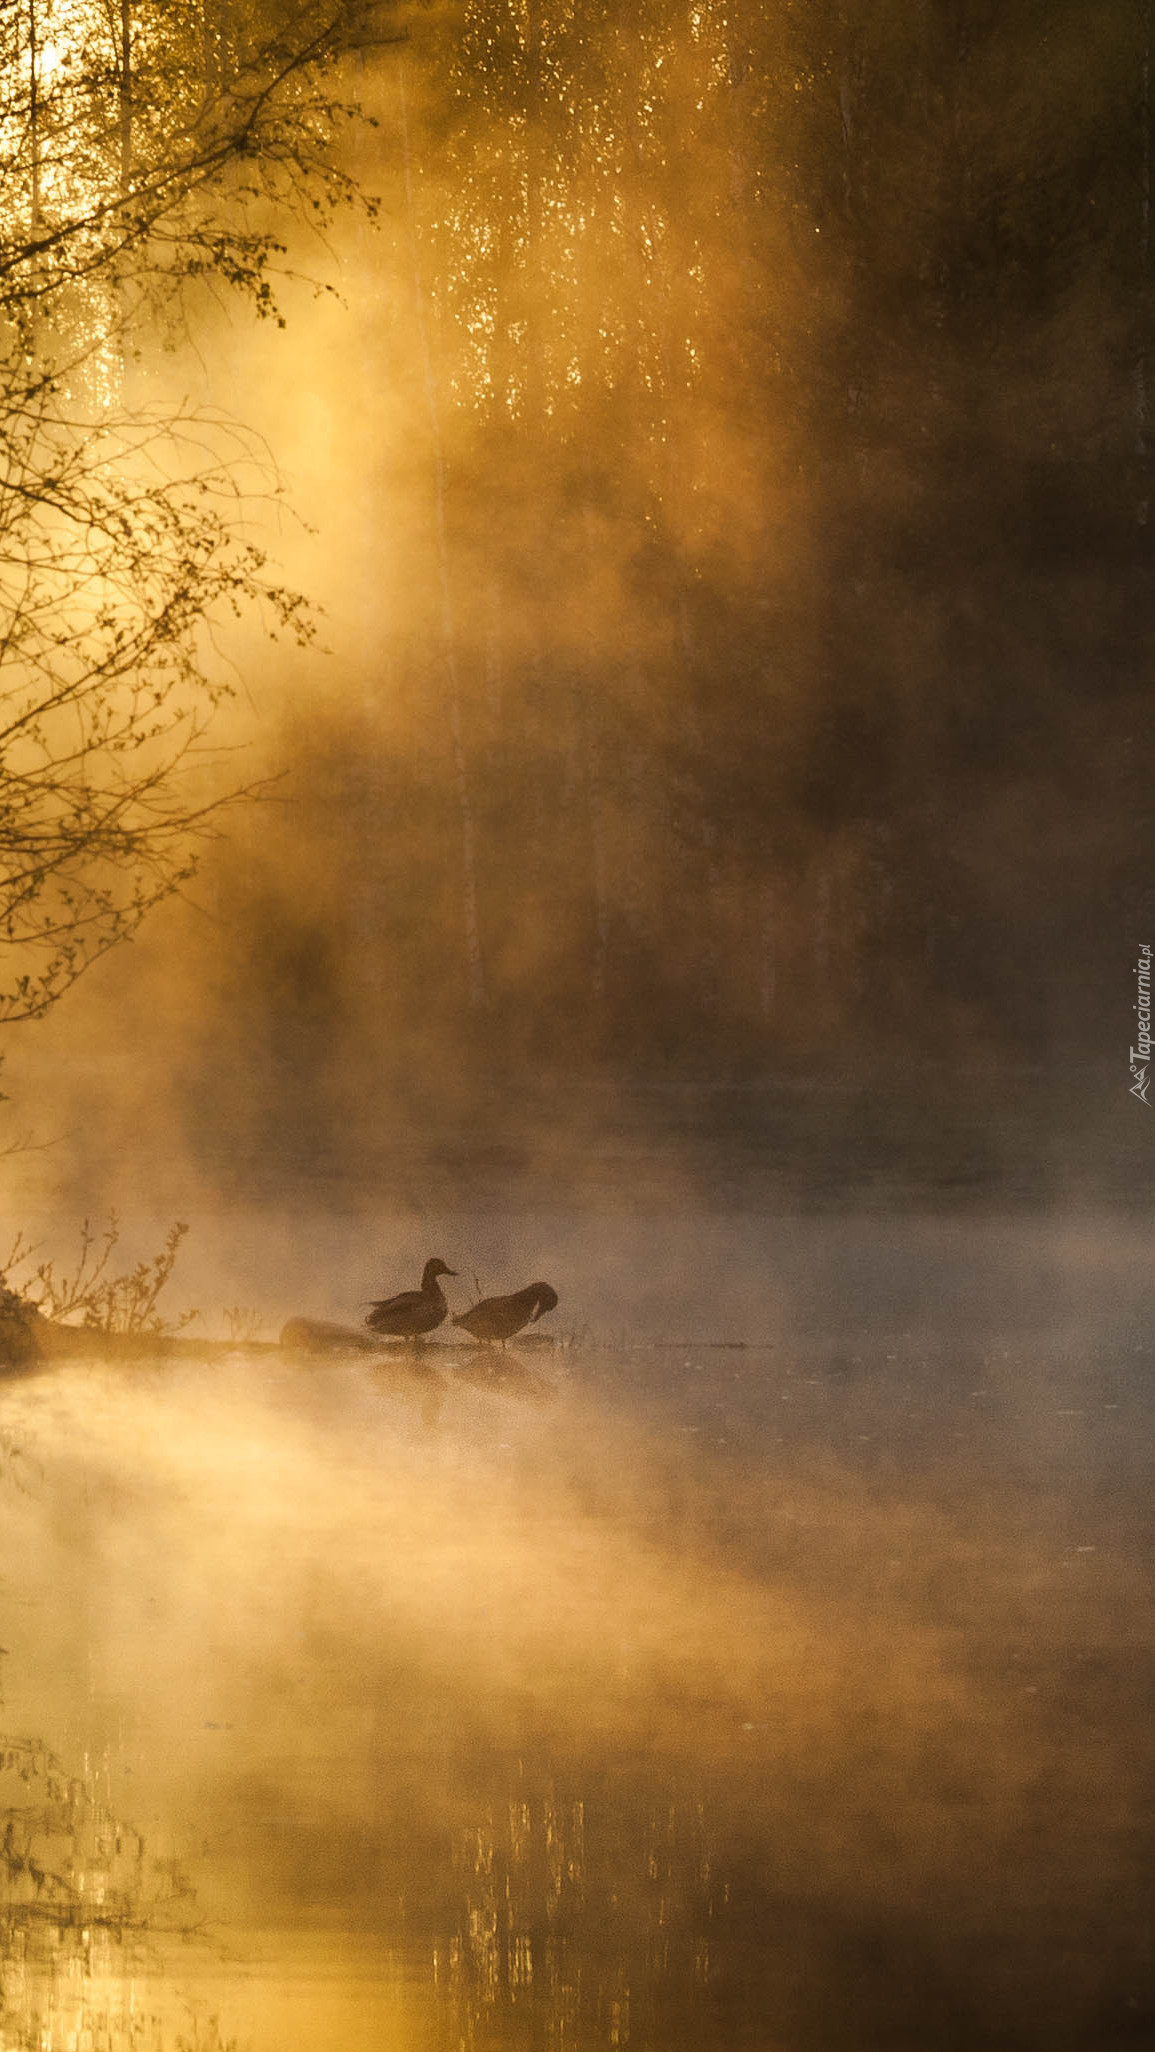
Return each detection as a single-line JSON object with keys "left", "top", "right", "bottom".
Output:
{"left": 119, "top": 0, "right": 133, "bottom": 188}
{"left": 399, "top": 59, "right": 488, "bottom": 1011}
{"left": 29, "top": 0, "right": 41, "bottom": 228}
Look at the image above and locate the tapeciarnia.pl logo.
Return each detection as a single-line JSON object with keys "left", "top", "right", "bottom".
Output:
{"left": 1130, "top": 944, "right": 1153, "bottom": 1104}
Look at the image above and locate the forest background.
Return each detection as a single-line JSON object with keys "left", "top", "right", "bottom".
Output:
{"left": 3, "top": 0, "right": 1151, "bottom": 1210}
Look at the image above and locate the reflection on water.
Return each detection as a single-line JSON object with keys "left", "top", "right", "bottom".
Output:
{"left": 434, "top": 1770, "right": 720, "bottom": 2052}
{"left": 0, "top": 1733, "right": 207, "bottom": 2052}
{"left": 0, "top": 1246, "right": 1153, "bottom": 2052}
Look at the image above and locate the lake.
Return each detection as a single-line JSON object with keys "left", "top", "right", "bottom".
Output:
{"left": 0, "top": 1209, "right": 1152, "bottom": 2050}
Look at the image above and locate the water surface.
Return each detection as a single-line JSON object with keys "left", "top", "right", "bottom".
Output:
{"left": 0, "top": 1212, "right": 1152, "bottom": 2050}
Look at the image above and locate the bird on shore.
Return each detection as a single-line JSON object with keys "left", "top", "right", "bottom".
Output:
{"left": 452, "top": 1281, "right": 558, "bottom": 1346}
{"left": 365, "top": 1258, "right": 457, "bottom": 1340}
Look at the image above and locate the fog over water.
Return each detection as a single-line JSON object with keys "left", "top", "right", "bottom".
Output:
{"left": 1, "top": 1210, "right": 1153, "bottom": 2050}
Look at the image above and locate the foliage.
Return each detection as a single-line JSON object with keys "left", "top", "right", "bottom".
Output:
{"left": 3, "top": 1212, "right": 197, "bottom": 1333}
{"left": 0, "top": 392, "right": 313, "bottom": 1017}
{"left": 222, "top": 1302, "right": 263, "bottom": 1342}
{"left": 0, "top": 0, "right": 392, "bottom": 341}
{"left": 0, "top": 0, "right": 394, "bottom": 1022}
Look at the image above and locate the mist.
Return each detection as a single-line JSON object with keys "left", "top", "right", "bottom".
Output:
{"left": 2, "top": 1287, "right": 1153, "bottom": 2051}
{"left": 1, "top": 4, "right": 1153, "bottom": 2050}
{"left": 3, "top": 0, "right": 1150, "bottom": 1210}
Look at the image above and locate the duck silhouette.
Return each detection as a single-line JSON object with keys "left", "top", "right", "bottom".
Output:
{"left": 452, "top": 1281, "right": 558, "bottom": 1346}
{"left": 366, "top": 1257, "right": 457, "bottom": 1339}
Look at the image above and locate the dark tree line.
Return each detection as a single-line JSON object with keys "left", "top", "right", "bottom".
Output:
{"left": 191, "top": 0, "right": 1149, "bottom": 1132}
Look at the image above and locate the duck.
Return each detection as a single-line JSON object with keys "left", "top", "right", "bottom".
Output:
{"left": 452, "top": 1281, "right": 558, "bottom": 1346}
{"left": 365, "top": 1257, "right": 457, "bottom": 1340}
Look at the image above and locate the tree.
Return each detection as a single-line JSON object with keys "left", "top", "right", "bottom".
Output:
{"left": 176, "top": 0, "right": 1155, "bottom": 1135}
{"left": 0, "top": 0, "right": 392, "bottom": 1021}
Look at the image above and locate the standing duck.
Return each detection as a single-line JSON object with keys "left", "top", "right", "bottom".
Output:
{"left": 366, "top": 1258, "right": 457, "bottom": 1340}
{"left": 452, "top": 1281, "right": 558, "bottom": 1346}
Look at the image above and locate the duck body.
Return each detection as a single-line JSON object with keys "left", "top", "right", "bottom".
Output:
{"left": 366, "top": 1257, "right": 457, "bottom": 1339}
{"left": 452, "top": 1281, "right": 558, "bottom": 1345}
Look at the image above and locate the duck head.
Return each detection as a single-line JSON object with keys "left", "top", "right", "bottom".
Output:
{"left": 529, "top": 1282, "right": 559, "bottom": 1319}
{"left": 422, "top": 1258, "right": 458, "bottom": 1289}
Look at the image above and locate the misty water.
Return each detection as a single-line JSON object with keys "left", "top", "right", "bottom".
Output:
{"left": 1, "top": 1208, "right": 1153, "bottom": 2052}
